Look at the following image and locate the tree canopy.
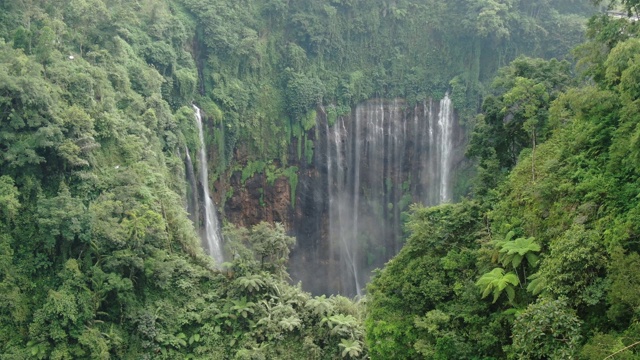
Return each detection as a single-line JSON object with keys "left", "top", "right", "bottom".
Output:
{"left": 366, "top": 11, "right": 640, "bottom": 359}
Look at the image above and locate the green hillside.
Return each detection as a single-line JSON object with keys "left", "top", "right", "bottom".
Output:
{"left": 3, "top": 0, "right": 632, "bottom": 359}
{"left": 366, "top": 7, "right": 640, "bottom": 359}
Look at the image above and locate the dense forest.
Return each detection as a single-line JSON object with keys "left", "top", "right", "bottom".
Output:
{"left": 366, "top": 3, "right": 640, "bottom": 359}
{"left": 2, "top": 0, "right": 640, "bottom": 358}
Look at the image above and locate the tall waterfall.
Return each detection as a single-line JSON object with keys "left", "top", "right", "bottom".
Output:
{"left": 438, "top": 95, "right": 453, "bottom": 203}
{"left": 312, "top": 95, "right": 461, "bottom": 296}
{"left": 184, "top": 146, "right": 200, "bottom": 229}
{"left": 191, "top": 105, "right": 224, "bottom": 265}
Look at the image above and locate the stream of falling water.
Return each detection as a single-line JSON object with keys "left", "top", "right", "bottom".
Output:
{"left": 193, "top": 105, "right": 224, "bottom": 265}
{"left": 323, "top": 95, "right": 457, "bottom": 296}
{"left": 438, "top": 94, "right": 453, "bottom": 203}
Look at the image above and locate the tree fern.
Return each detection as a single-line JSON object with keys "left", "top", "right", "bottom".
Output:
{"left": 476, "top": 267, "right": 520, "bottom": 303}
{"left": 339, "top": 338, "right": 362, "bottom": 358}
{"left": 278, "top": 315, "right": 301, "bottom": 331}
{"left": 235, "top": 274, "right": 265, "bottom": 294}
{"left": 499, "top": 236, "right": 541, "bottom": 268}
{"left": 526, "top": 272, "right": 547, "bottom": 295}
{"left": 306, "top": 295, "right": 334, "bottom": 317}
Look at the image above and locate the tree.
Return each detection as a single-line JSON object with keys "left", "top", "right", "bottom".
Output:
{"left": 468, "top": 57, "right": 573, "bottom": 175}
{"left": 498, "top": 236, "right": 540, "bottom": 270}
{"left": 339, "top": 338, "right": 363, "bottom": 358}
{"left": 36, "top": 182, "right": 91, "bottom": 257}
{"left": 224, "top": 222, "right": 295, "bottom": 278}
{"left": 502, "top": 77, "right": 549, "bottom": 181}
{"left": 593, "top": 0, "right": 640, "bottom": 17}
{"left": 0, "top": 176, "right": 19, "bottom": 224}
{"left": 34, "top": 26, "right": 55, "bottom": 65}
{"left": 285, "top": 71, "right": 324, "bottom": 121}
{"left": 365, "top": 202, "right": 503, "bottom": 359}
{"left": 476, "top": 267, "right": 520, "bottom": 303}
{"left": 511, "top": 298, "right": 582, "bottom": 359}
{"left": 532, "top": 224, "right": 607, "bottom": 307}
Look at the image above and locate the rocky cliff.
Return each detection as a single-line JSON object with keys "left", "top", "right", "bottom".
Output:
{"left": 210, "top": 97, "right": 467, "bottom": 295}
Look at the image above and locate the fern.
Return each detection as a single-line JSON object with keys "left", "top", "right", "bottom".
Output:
{"left": 339, "top": 338, "right": 362, "bottom": 358}
{"left": 476, "top": 267, "right": 520, "bottom": 303}
{"left": 499, "top": 236, "right": 541, "bottom": 268}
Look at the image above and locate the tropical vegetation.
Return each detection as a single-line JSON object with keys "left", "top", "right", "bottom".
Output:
{"left": 3, "top": 0, "right": 639, "bottom": 358}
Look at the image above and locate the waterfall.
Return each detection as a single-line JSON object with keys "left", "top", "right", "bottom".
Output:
{"left": 327, "top": 115, "right": 362, "bottom": 296}
{"left": 438, "top": 94, "right": 453, "bottom": 203}
{"left": 184, "top": 146, "right": 199, "bottom": 227}
{"left": 315, "top": 96, "right": 460, "bottom": 296}
{"left": 192, "top": 105, "right": 224, "bottom": 265}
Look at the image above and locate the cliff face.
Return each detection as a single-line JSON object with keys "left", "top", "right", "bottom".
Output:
{"left": 217, "top": 97, "right": 467, "bottom": 296}
{"left": 224, "top": 171, "right": 293, "bottom": 227}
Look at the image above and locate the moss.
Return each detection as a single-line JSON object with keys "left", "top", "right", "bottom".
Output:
{"left": 305, "top": 139, "right": 314, "bottom": 165}
{"left": 282, "top": 166, "right": 299, "bottom": 208}
{"left": 241, "top": 161, "right": 267, "bottom": 184}
{"left": 302, "top": 109, "right": 317, "bottom": 131}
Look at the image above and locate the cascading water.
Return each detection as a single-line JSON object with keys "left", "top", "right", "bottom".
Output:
{"left": 309, "top": 95, "right": 462, "bottom": 296}
{"left": 438, "top": 94, "right": 453, "bottom": 203}
{"left": 192, "top": 105, "right": 224, "bottom": 265}
{"left": 184, "top": 146, "right": 200, "bottom": 228}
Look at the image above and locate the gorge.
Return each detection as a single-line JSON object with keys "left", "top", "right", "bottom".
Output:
{"left": 288, "top": 95, "right": 466, "bottom": 296}
{"left": 191, "top": 95, "right": 466, "bottom": 296}
{"left": 3, "top": 0, "right": 623, "bottom": 357}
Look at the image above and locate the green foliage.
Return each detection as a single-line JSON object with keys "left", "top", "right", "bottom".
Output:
{"left": 594, "top": 0, "right": 640, "bottom": 17}
{"left": 533, "top": 224, "right": 608, "bottom": 306}
{"left": 224, "top": 222, "right": 295, "bottom": 280}
{"left": 467, "top": 57, "right": 574, "bottom": 194}
{"left": 175, "top": 0, "right": 593, "bottom": 207}
{"left": 339, "top": 338, "right": 363, "bottom": 358}
{"left": 368, "top": 10, "right": 640, "bottom": 360}
{"left": 511, "top": 298, "right": 582, "bottom": 359}
{"left": 286, "top": 73, "right": 324, "bottom": 121}
{"left": 242, "top": 161, "right": 267, "bottom": 184}
{"left": 0, "top": 176, "right": 20, "bottom": 223}
{"left": 282, "top": 166, "right": 298, "bottom": 208}
{"left": 498, "top": 236, "right": 540, "bottom": 269}
{"left": 366, "top": 201, "right": 509, "bottom": 359}
{"left": 476, "top": 268, "right": 520, "bottom": 304}
{"left": 0, "top": 1, "right": 369, "bottom": 358}
{"left": 0, "top": 0, "right": 612, "bottom": 358}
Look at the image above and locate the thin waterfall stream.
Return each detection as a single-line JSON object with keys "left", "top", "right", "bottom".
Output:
{"left": 438, "top": 94, "right": 453, "bottom": 203}
{"left": 192, "top": 105, "right": 224, "bottom": 265}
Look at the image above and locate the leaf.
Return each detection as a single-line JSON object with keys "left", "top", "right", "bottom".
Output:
{"left": 505, "top": 285, "right": 516, "bottom": 303}
{"left": 339, "top": 338, "right": 362, "bottom": 358}
{"left": 482, "top": 286, "right": 492, "bottom": 299}
{"left": 512, "top": 253, "right": 523, "bottom": 268}
{"left": 525, "top": 252, "right": 539, "bottom": 267}
{"left": 492, "top": 288, "right": 501, "bottom": 303}
{"left": 503, "top": 272, "right": 520, "bottom": 286}
{"left": 527, "top": 273, "right": 546, "bottom": 295}
{"left": 477, "top": 267, "right": 520, "bottom": 303}
{"left": 499, "top": 237, "right": 541, "bottom": 269}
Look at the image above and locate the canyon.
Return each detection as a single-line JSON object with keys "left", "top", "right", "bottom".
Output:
{"left": 193, "top": 96, "right": 467, "bottom": 295}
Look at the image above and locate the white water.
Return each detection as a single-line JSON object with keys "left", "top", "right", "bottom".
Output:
{"left": 193, "top": 105, "right": 224, "bottom": 265}
{"left": 184, "top": 145, "right": 199, "bottom": 227}
{"left": 322, "top": 96, "right": 457, "bottom": 296}
{"left": 438, "top": 94, "right": 453, "bottom": 203}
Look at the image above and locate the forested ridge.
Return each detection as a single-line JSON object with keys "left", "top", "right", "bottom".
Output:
{"left": 1, "top": 0, "right": 637, "bottom": 359}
